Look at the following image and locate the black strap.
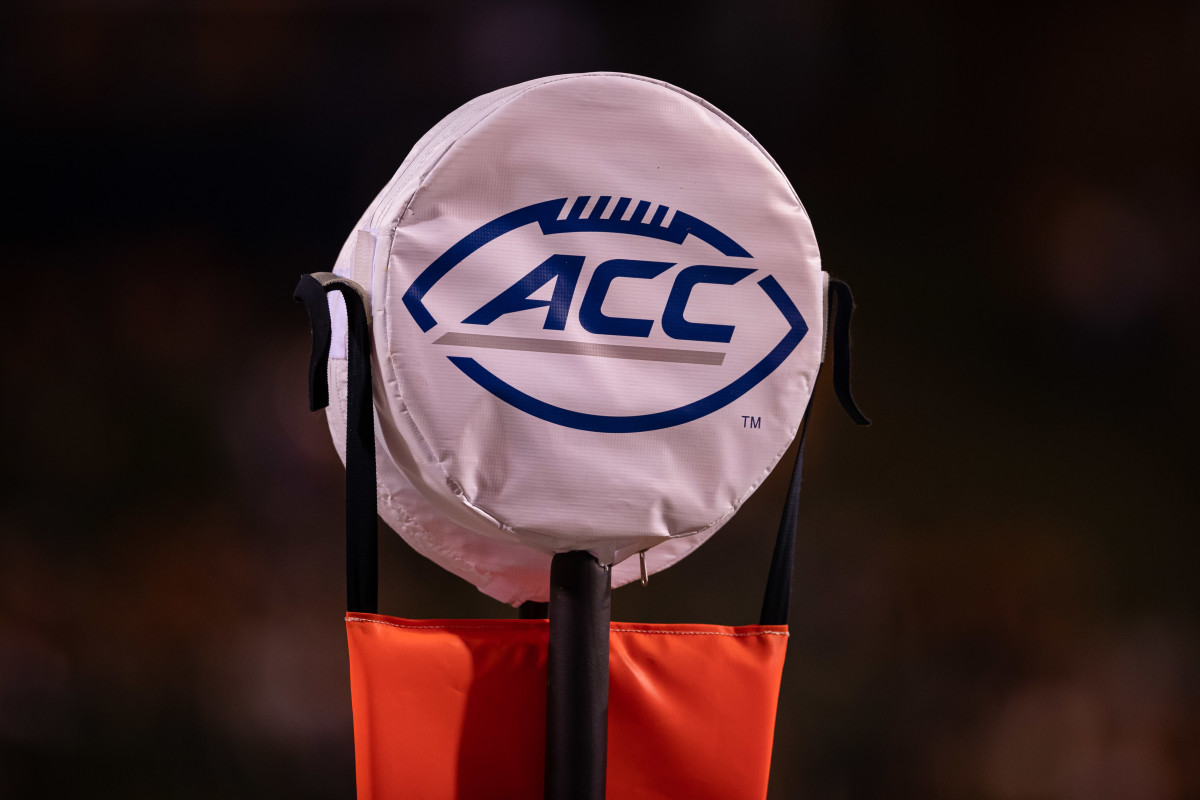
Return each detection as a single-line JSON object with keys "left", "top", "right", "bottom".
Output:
{"left": 828, "top": 278, "right": 871, "bottom": 427}
{"left": 760, "top": 277, "right": 869, "bottom": 625}
{"left": 758, "top": 402, "right": 812, "bottom": 626}
{"left": 294, "top": 273, "right": 379, "bottom": 614}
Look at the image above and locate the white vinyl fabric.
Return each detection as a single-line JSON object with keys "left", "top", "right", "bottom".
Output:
{"left": 325, "top": 73, "right": 825, "bottom": 604}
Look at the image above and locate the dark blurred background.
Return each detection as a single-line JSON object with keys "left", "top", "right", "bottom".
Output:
{"left": 1, "top": 1, "right": 1197, "bottom": 798}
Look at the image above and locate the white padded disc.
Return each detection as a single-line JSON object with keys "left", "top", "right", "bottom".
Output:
{"left": 326, "top": 73, "right": 824, "bottom": 603}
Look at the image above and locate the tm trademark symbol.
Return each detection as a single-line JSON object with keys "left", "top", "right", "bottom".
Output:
{"left": 741, "top": 415, "right": 761, "bottom": 429}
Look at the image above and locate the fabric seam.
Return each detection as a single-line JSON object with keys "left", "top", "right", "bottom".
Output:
{"left": 346, "top": 616, "right": 789, "bottom": 638}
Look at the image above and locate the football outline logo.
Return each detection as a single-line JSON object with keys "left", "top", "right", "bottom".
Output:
{"left": 402, "top": 196, "right": 808, "bottom": 433}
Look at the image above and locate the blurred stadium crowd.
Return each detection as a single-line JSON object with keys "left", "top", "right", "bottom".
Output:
{"left": 1, "top": 2, "right": 1197, "bottom": 797}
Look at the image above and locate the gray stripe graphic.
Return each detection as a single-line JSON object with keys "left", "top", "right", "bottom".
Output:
{"left": 433, "top": 332, "right": 725, "bottom": 365}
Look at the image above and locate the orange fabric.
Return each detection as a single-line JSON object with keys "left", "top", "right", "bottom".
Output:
{"left": 346, "top": 613, "right": 788, "bottom": 800}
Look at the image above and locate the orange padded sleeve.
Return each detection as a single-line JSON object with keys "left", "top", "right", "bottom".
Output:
{"left": 345, "top": 614, "right": 787, "bottom": 800}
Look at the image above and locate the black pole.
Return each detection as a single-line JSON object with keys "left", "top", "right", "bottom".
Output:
{"left": 545, "top": 551, "right": 611, "bottom": 800}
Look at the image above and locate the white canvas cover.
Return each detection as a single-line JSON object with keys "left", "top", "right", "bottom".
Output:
{"left": 325, "top": 73, "right": 826, "bottom": 604}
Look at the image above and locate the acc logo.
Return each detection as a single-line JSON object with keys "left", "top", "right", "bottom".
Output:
{"left": 402, "top": 196, "right": 807, "bottom": 433}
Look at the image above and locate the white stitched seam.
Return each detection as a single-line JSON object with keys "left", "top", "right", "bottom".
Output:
{"left": 346, "top": 617, "right": 788, "bottom": 638}
{"left": 608, "top": 628, "right": 788, "bottom": 638}
{"left": 346, "top": 617, "right": 530, "bottom": 632}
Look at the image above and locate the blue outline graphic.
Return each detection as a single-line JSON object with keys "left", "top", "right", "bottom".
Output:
{"left": 403, "top": 197, "right": 807, "bottom": 432}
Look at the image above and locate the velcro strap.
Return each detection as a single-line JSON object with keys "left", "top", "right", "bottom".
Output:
{"left": 294, "top": 273, "right": 378, "bottom": 614}
{"left": 829, "top": 278, "right": 871, "bottom": 426}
